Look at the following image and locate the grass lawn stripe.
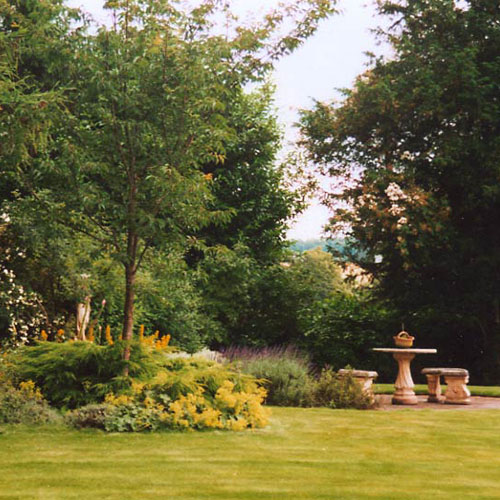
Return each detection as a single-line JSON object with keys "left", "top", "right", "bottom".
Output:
{"left": 1, "top": 407, "right": 500, "bottom": 499}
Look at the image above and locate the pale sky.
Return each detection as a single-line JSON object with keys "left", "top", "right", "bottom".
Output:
{"left": 66, "top": 0, "right": 385, "bottom": 240}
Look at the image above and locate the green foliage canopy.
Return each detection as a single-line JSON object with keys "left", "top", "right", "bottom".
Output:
{"left": 1, "top": 0, "right": 338, "bottom": 345}
{"left": 300, "top": 0, "right": 500, "bottom": 381}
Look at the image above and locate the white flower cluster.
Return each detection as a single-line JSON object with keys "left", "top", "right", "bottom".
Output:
{"left": 385, "top": 182, "right": 408, "bottom": 202}
{"left": 357, "top": 193, "right": 377, "bottom": 210}
{"left": 385, "top": 182, "right": 408, "bottom": 217}
{"left": 396, "top": 216, "right": 408, "bottom": 228}
{"left": 400, "top": 151, "right": 414, "bottom": 161}
{"left": 0, "top": 255, "right": 46, "bottom": 347}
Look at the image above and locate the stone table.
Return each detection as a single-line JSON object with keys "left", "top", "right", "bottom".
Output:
{"left": 373, "top": 348, "right": 437, "bottom": 405}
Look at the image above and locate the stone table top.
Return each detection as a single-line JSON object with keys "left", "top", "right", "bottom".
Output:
{"left": 373, "top": 348, "right": 437, "bottom": 354}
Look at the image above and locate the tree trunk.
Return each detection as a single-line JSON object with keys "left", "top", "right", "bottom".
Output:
{"left": 122, "top": 262, "right": 136, "bottom": 371}
{"left": 122, "top": 166, "right": 138, "bottom": 374}
{"left": 123, "top": 264, "right": 135, "bottom": 343}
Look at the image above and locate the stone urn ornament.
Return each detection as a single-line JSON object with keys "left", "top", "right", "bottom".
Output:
{"left": 393, "top": 328, "right": 414, "bottom": 348}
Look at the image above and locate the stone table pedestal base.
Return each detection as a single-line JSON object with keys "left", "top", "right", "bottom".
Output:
{"left": 373, "top": 347, "right": 437, "bottom": 405}
{"left": 392, "top": 351, "right": 418, "bottom": 405}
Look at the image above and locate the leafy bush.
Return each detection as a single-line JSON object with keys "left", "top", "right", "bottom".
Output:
{"left": 302, "top": 293, "right": 396, "bottom": 379}
{"left": 0, "top": 380, "right": 61, "bottom": 424}
{"left": 9, "top": 340, "right": 164, "bottom": 408}
{"left": 65, "top": 359, "right": 270, "bottom": 432}
{"left": 65, "top": 400, "right": 169, "bottom": 433}
{"left": 308, "top": 368, "right": 373, "bottom": 409}
{"left": 223, "top": 345, "right": 313, "bottom": 406}
{"left": 7, "top": 340, "right": 270, "bottom": 432}
{"left": 64, "top": 404, "right": 110, "bottom": 429}
{"left": 199, "top": 245, "right": 349, "bottom": 349}
{"left": 148, "top": 356, "right": 258, "bottom": 399}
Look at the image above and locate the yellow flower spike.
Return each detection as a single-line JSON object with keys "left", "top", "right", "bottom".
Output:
{"left": 154, "top": 330, "right": 159, "bottom": 339}
{"left": 164, "top": 334, "right": 171, "bottom": 346}
{"left": 40, "top": 330, "right": 48, "bottom": 341}
{"left": 105, "top": 325, "right": 113, "bottom": 345}
{"left": 155, "top": 339, "right": 162, "bottom": 350}
{"left": 139, "top": 324, "right": 145, "bottom": 340}
{"left": 88, "top": 326, "right": 94, "bottom": 342}
{"left": 56, "top": 329, "right": 65, "bottom": 342}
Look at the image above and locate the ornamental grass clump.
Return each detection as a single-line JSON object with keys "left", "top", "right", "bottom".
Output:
{"left": 222, "top": 345, "right": 313, "bottom": 407}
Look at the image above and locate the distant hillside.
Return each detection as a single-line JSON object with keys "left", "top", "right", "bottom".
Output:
{"left": 289, "top": 238, "right": 345, "bottom": 254}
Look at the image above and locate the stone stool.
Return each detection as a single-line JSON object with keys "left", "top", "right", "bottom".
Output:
{"left": 421, "top": 367, "right": 471, "bottom": 404}
{"left": 421, "top": 368, "right": 444, "bottom": 402}
{"left": 442, "top": 368, "right": 471, "bottom": 404}
{"left": 338, "top": 369, "right": 378, "bottom": 401}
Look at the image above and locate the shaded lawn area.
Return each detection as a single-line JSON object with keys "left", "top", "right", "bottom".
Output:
{"left": 2, "top": 407, "right": 500, "bottom": 499}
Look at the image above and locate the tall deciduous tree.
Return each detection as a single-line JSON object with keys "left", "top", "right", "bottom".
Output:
{"left": 200, "top": 85, "right": 298, "bottom": 264}
{"left": 3, "top": 0, "right": 337, "bottom": 351}
{"left": 300, "top": 0, "right": 500, "bottom": 381}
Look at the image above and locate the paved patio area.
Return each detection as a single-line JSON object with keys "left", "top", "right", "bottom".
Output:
{"left": 375, "top": 394, "right": 500, "bottom": 410}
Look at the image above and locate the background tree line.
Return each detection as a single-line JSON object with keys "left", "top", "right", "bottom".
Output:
{"left": 2, "top": 0, "right": 499, "bottom": 384}
{"left": 3, "top": 0, "right": 374, "bottom": 368}
{"left": 300, "top": 0, "right": 500, "bottom": 383}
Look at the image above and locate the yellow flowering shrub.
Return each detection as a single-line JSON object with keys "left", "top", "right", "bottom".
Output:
{"left": 168, "top": 388, "right": 223, "bottom": 430}
{"left": 107, "top": 381, "right": 269, "bottom": 432}
{"left": 105, "top": 393, "right": 134, "bottom": 406}
{"left": 215, "top": 380, "right": 270, "bottom": 429}
{"left": 96, "top": 360, "right": 270, "bottom": 432}
{"left": 139, "top": 328, "right": 172, "bottom": 351}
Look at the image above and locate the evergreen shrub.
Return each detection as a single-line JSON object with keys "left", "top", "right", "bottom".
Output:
{"left": 303, "top": 294, "right": 395, "bottom": 380}
{"left": 9, "top": 340, "right": 163, "bottom": 408}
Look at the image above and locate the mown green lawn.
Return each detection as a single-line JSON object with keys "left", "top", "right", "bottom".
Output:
{"left": 2, "top": 407, "right": 500, "bottom": 499}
